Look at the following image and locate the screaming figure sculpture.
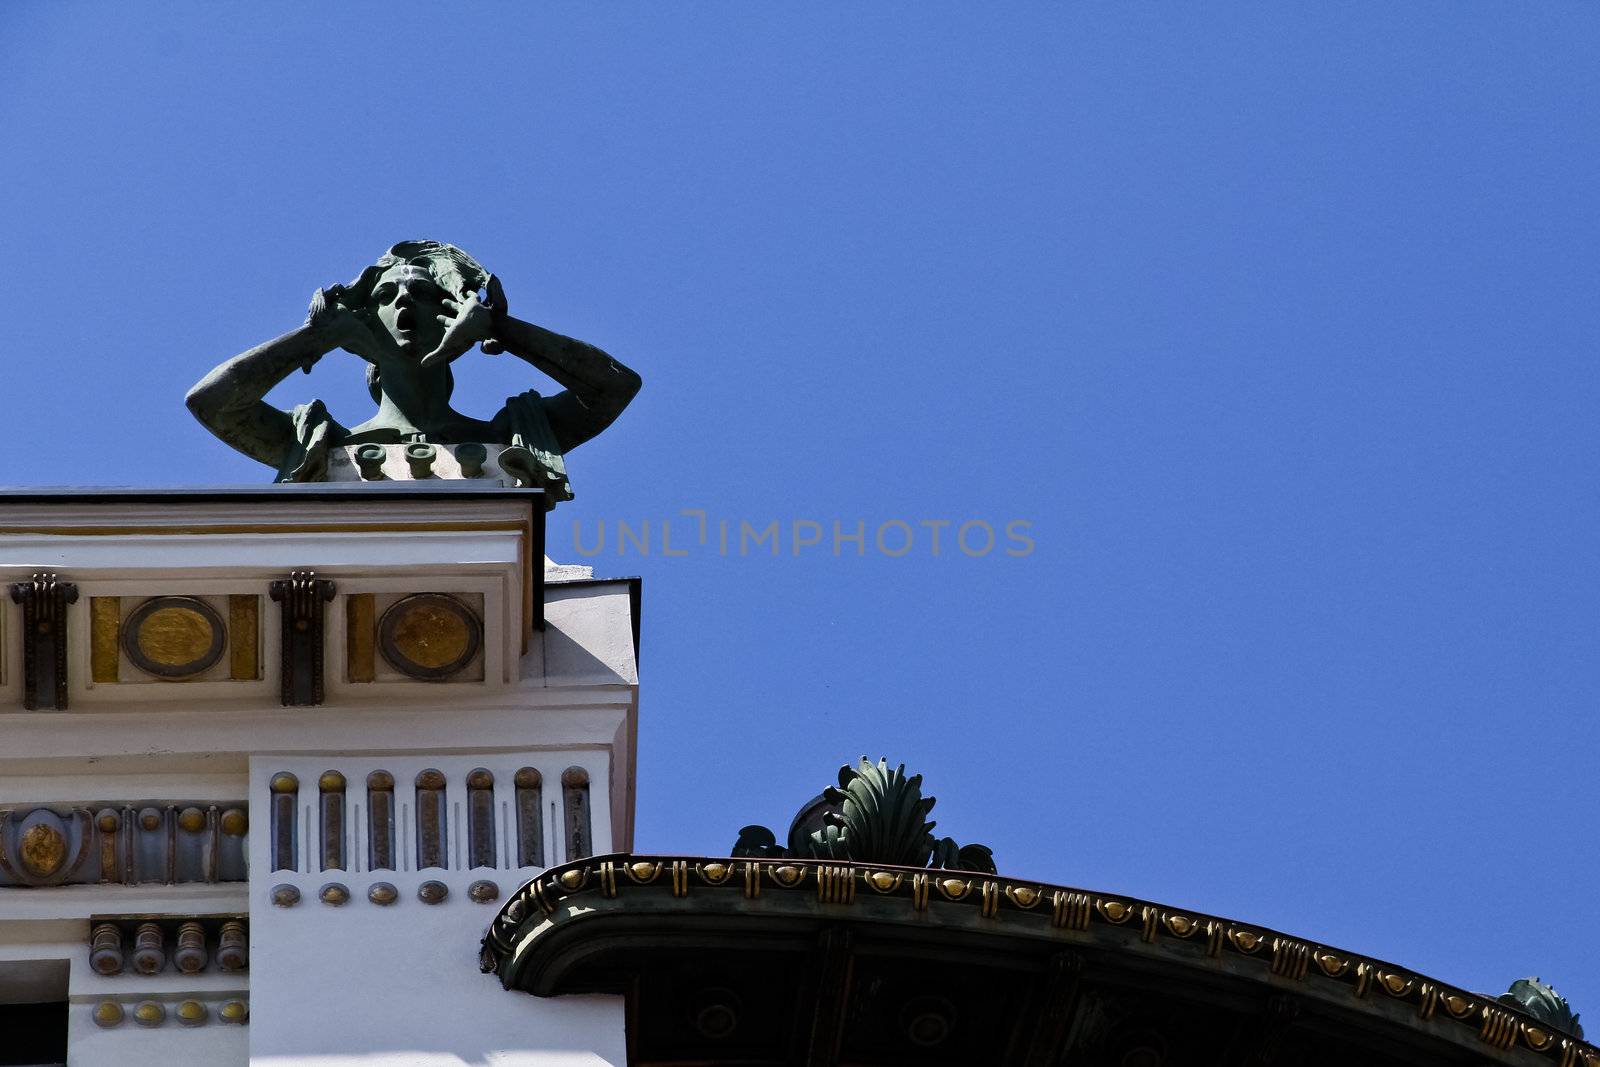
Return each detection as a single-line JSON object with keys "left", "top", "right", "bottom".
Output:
{"left": 186, "top": 240, "right": 641, "bottom": 499}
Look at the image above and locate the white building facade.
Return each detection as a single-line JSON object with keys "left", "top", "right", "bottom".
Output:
{"left": 0, "top": 485, "right": 635, "bottom": 1065}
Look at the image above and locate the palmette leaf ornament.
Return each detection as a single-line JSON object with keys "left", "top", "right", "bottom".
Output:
{"left": 731, "top": 756, "right": 996, "bottom": 874}
{"left": 1499, "top": 978, "right": 1583, "bottom": 1038}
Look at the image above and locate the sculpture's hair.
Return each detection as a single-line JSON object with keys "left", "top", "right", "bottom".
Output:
{"left": 341, "top": 239, "right": 491, "bottom": 316}
{"left": 339, "top": 240, "right": 487, "bottom": 402}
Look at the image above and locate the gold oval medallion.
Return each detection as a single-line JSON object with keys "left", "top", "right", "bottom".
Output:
{"left": 378, "top": 594, "right": 481, "bottom": 680}
{"left": 18, "top": 822, "right": 66, "bottom": 877}
{"left": 122, "top": 597, "right": 225, "bottom": 679}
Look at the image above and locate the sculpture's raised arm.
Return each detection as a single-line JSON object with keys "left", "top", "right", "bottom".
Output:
{"left": 184, "top": 292, "right": 376, "bottom": 468}
{"left": 489, "top": 312, "right": 642, "bottom": 453}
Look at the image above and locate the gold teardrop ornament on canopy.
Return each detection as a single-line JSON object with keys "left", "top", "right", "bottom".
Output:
{"left": 121, "top": 597, "right": 226, "bottom": 679}
{"left": 378, "top": 594, "right": 481, "bottom": 680}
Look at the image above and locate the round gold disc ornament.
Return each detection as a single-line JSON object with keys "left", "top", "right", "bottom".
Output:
{"left": 121, "top": 597, "right": 226, "bottom": 679}
{"left": 378, "top": 594, "right": 481, "bottom": 680}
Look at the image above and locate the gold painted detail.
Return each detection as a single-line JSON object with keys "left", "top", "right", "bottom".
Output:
{"left": 1354, "top": 961, "right": 1373, "bottom": 998}
{"left": 228, "top": 595, "right": 258, "bottom": 680}
{"left": 219, "top": 1000, "right": 248, "bottom": 1025}
{"left": 741, "top": 861, "right": 761, "bottom": 899}
{"left": 90, "top": 597, "right": 120, "bottom": 683}
{"left": 1525, "top": 1026, "right": 1553, "bottom": 1051}
{"left": 697, "top": 862, "right": 730, "bottom": 885}
{"left": 19, "top": 823, "right": 66, "bottom": 877}
{"left": 817, "top": 864, "right": 856, "bottom": 905}
{"left": 1377, "top": 971, "right": 1413, "bottom": 997}
{"left": 1480, "top": 1006, "right": 1518, "bottom": 1050}
{"left": 911, "top": 872, "right": 931, "bottom": 911}
{"left": 670, "top": 860, "right": 688, "bottom": 897}
{"left": 346, "top": 593, "right": 375, "bottom": 683}
{"left": 1097, "top": 899, "right": 1131, "bottom": 924}
{"left": 1052, "top": 891, "right": 1091, "bottom": 930}
{"left": 628, "top": 861, "right": 659, "bottom": 884}
{"left": 394, "top": 601, "right": 471, "bottom": 667}
{"left": 868, "top": 870, "right": 902, "bottom": 894}
{"left": 599, "top": 861, "right": 618, "bottom": 898}
{"left": 559, "top": 869, "right": 585, "bottom": 891}
{"left": 938, "top": 877, "right": 970, "bottom": 902}
{"left": 1228, "top": 927, "right": 1263, "bottom": 953}
{"left": 771, "top": 865, "right": 805, "bottom": 888}
{"left": 1006, "top": 885, "right": 1040, "bottom": 910}
{"left": 979, "top": 880, "right": 1000, "bottom": 918}
{"left": 1164, "top": 913, "right": 1195, "bottom": 938}
{"left": 1418, "top": 982, "right": 1439, "bottom": 1021}
{"left": 176, "top": 1000, "right": 207, "bottom": 1027}
{"left": 1315, "top": 952, "right": 1349, "bottom": 978}
{"left": 1270, "top": 938, "right": 1310, "bottom": 981}
{"left": 379, "top": 593, "right": 482, "bottom": 680}
{"left": 123, "top": 597, "right": 226, "bottom": 679}
{"left": 93, "top": 1001, "right": 124, "bottom": 1028}
{"left": 1442, "top": 993, "right": 1473, "bottom": 1018}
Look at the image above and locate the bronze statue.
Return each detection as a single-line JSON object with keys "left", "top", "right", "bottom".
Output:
{"left": 186, "top": 240, "right": 640, "bottom": 493}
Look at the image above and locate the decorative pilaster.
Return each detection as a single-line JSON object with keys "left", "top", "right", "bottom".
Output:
{"left": 10, "top": 573, "right": 78, "bottom": 709}
{"left": 267, "top": 570, "right": 335, "bottom": 706}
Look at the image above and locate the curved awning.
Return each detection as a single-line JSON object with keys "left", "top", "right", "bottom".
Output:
{"left": 481, "top": 854, "right": 1593, "bottom": 1067}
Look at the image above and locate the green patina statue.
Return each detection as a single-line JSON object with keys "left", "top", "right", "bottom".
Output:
{"left": 733, "top": 757, "right": 996, "bottom": 874}
{"left": 186, "top": 240, "right": 640, "bottom": 493}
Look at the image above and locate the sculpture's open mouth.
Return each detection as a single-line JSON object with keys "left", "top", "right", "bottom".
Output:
{"left": 396, "top": 308, "right": 416, "bottom": 332}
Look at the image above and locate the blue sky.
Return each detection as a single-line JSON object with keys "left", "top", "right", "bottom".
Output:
{"left": 5, "top": 5, "right": 1598, "bottom": 1013}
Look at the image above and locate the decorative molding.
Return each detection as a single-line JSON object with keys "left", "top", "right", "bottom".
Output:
{"left": 268, "top": 570, "right": 335, "bottom": 706}
{"left": 88, "top": 917, "right": 249, "bottom": 976}
{"left": 91, "top": 997, "right": 248, "bottom": 1030}
{"left": 485, "top": 855, "right": 1598, "bottom": 1066}
{"left": 10, "top": 572, "right": 77, "bottom": 709}
{"left": 1, "top": 801, "right": 243, "bottom": 889}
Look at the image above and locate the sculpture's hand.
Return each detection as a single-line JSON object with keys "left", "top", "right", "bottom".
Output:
{"left": 420, "top": 291, "right": 495, "bottom": 369}
{"left": 306, "top": 286, "right": 381, "bottom": 367}
{"left": 479, "top": 274, "right": 509, "bottom": 355}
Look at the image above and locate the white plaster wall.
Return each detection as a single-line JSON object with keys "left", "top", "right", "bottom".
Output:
{"left": 247, "top": 754, "right": 625, "bottom": 1066}
{"left": 248, "top": 896, "right": 623, "bottom": 1067}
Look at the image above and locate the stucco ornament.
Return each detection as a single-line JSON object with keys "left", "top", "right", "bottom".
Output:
{"left": 186, "top": 240, "right": 641, "bottom": 500}
{"left": 732, "top": 757, "right": 996, "bottom": 874}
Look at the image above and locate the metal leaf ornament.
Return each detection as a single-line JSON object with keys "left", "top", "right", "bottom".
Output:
{"left": 1500, "top": 978, "right": 1583, "bottom": 1038}
{"left": 731, "top": 757, "right": 995, "bottom": 874}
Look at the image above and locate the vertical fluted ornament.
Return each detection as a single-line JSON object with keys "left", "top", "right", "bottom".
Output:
{"left": 367, "top": 771, "right": 395, "bottom": 871}
{"left": 562, "top": 767, "right": 592, "bottom": 862}
{"left": 319, "top": 771, "right": 346, "bottom": 871}
{"left": 10, "top": 573, "right": 78, "bottom": 709}
{"left": 269, "top": 772, "right": 299, "bottom": 872}
{"left": 467, "top": 768, "right": 495, "bottom": 869}
{"left": 267, "top": 570, "right": 335, "bottom": 706}
{"left": 514, "top": 767, "right": 544, "bottom": 868}
{"left": 415, "top": 770, "right": 447, "bottom": 870}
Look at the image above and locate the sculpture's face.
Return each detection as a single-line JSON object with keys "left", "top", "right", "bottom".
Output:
{"left": 371, "top": 264, "right": 450, "bottom": 356}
